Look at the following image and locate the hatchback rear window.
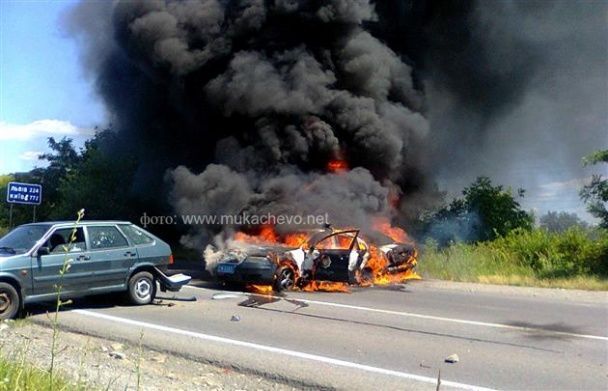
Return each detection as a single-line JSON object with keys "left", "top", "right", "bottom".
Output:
{"left": 120, "top": 225, "right": 154, "bottom": 246}
{"left": 88, "top": 226, "right": 128, "bottom": 249}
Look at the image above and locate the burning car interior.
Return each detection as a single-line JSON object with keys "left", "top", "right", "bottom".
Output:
{"left": 210, "top": 223, "right": 420, "bottom": 293}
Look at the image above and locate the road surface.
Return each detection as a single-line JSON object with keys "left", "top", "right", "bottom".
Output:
{"left": 28, "top": 280, "right": 608, "bottom": 390}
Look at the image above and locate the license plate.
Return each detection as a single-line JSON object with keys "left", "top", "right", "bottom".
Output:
{"left": 217, "top": 264, "right": 236, "bottom": 274}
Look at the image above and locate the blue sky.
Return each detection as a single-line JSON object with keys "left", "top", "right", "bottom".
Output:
{"left": 0, "top": 0, "right": 105, "bottom": 174}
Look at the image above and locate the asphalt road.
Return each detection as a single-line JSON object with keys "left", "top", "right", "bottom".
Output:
{"left": 29, "top": 280, "right": 608, "bottom": 390}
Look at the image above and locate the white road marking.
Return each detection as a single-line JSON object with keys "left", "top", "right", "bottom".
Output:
{"left": 73, "top": 309, "right": 495, "bottom": 391}
{"left": 183, "top": 285, "right": 608, "bottom": 341}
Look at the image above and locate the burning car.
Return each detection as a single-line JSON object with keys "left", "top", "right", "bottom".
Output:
{"left": 211, "top": 226, "right": 418, "bottom": 292}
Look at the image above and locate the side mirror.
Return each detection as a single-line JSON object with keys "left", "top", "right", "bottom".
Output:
{"left": 37, "top": 246, "right": 50, "bottom": 256}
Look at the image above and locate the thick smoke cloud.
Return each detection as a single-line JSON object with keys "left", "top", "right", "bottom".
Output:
{"left": 67, "top": 0, "right": 428, "bottom": 246}
{"left": 373, "top": 0, "right": 607, "bottom": 216}
{"left": 66, "top": 0, "right": 607, "bottom": 245}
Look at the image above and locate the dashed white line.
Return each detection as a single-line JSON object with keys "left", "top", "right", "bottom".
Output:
{"left": 183, "top": 285, "right": 608, "bottom": 341}
{"left": 73, "top": 309, "right": 496, "bottom": 391}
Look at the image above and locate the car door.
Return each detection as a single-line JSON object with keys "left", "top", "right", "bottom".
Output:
{"left": 85, "top": 225, "right": 136, "bottom": 290}
{"left": 309, "top": 230, "right": 359, "bottom": 282}
{"left": 32, "top": 226, "right": 91, "bottom": 296}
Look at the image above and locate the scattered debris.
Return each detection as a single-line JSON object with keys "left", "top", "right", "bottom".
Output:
{"left": 419, "top": 361, "right": 431, "bottom": 369}
{"left": 212, "top": 293, "right": 244, "bottom": 300}
{"left": 110, "top": 342, "right": 124, "bottom": 351}
{"left": 100, "top": 345, "right": 109, "bottom": 353}
{"left": 151, "top": 354, "right": 167, "bottom": 363}
{"left": 445, "top": 354, "right": 459, "bottom": 364}
{"left": 0, "top": 323, "right": 9, "bottom": 332}
{"left": 230, "top": 315, "right": 241, "bottom": 322}
{"left": 109, "top": 351, "right": 126, "bottom": 360}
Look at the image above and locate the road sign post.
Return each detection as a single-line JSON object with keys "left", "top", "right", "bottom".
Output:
{"left": 6, "top": 182, "right": 43, "bottom": 226}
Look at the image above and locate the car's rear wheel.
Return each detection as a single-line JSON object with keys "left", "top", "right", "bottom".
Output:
{"left": 0, "top": 282, "right": 20, "bottom": 320}
{"left": 274, "top": 266, "right": 296, "bottom": 292}
{"left": 127, "top": 271, "right": 157, "bottom": 305}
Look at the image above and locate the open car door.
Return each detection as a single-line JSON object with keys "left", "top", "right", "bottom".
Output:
{"left": 307, "top": 230, "right": 359, "bottom": 282}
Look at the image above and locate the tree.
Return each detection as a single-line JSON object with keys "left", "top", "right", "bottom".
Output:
{"left": 50, "top": 130, "right": 138, "bottom": 221}
{"left": 539, "top": 211, "right": 588, "bottom": 233}
{"left": 424, "top": 177, "right": 533, "bottom": 244}
{"left": 580, "top": 149, "right": 608, "bottom": 228}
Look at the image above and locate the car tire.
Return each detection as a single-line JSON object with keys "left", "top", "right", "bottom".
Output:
{"left": 127, "top": 271, "right": 157, "bottom": 305}
{"left": 274, "top": 266, "right": 296, "bottom": 292}
{"left": 0, "top": 282, "right": 20, "bottom": 320}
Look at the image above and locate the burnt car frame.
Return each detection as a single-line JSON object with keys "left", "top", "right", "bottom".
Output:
{"left": 213, "top": 228, "right": 417, "bottom": 291}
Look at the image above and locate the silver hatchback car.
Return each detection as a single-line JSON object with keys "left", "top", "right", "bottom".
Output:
{"left": 0, "top": 221, "right": 190, "bottom": 320}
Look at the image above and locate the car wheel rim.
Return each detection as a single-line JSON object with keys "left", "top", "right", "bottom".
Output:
{"left": 135, "top": 279, "right": 151, "bottom": 299}
{"left": 0, "top": 292, "right": 10, "bottom": 313}
{"left": 279, "top": 269, "right": 294, "bottom": 289}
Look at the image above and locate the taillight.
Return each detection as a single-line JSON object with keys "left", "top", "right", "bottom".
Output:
{"left": 168, "top": 254, "right": 174, "bottom": 265}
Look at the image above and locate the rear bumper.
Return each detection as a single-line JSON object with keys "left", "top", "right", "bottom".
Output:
{"left": 153, "top": 267, "right": 192, "bottom": 292}
{"left": 216, "top": 257, "right": 276, "bottom": 284}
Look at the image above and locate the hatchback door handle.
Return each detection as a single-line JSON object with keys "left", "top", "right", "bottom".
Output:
{"left": 77, "top": 255, "right": 90, "bottom": 261}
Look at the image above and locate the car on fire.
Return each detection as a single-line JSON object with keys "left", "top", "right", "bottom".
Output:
{"left": 0, "top": 221, "right": 191, "bottom": 320}
{"left": 213, "top": 228, "right": 417, "bottom": 291}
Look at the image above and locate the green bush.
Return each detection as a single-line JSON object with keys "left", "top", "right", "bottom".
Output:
{"left": 419, "top": 227, "right": 608, "bottom": 289}
{"left": 491, "top": 228, "right": 607, "bottom": 278}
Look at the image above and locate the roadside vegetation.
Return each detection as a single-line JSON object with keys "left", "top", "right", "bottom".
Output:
{"left": 419, "top": 227, "right": 608, "bottom": 290}
{"left": 417, "top": 152, "right": 608, "bottom": 290}
{"left": 0, "top": 352, "right": 77, "bottom": 391}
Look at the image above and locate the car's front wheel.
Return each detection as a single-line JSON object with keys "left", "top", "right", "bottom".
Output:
{"left": 274, "top": 266, "right": 296, "bottom": 292}
{"left": 127, "top": 271, "right": 157, "bottom": 305}
{"left": 0, "top": 282, "right": 20, "bottom": 320}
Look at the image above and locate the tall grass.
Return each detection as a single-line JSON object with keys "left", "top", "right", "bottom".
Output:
{"left": 0, "top": 355, "right": 74, "bottom": 391}
{"left": 418, "top": 228, "right": 608, "bottom": 290}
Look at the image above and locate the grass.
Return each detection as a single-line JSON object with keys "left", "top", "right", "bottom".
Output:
{"left": 0, "top": 353, "right": 76, "bottom": 391}
{"left": 418, "top": 227, "right": 608, "bottom": 291}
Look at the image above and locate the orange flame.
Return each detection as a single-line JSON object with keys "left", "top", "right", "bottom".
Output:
{"left": 327, "top": 159, "right": 349, "bottom": 173}
{"left": 234, "top": 225, "right": 308, "bottom": 247}
{"left": 302, "top": 281, "right": 351, "bottom": 293}
{"left": 372, "top": 216, "right": 410, "bottom": 243}
{"left": 246, "top": 284, "right": 274, "bottom": 295}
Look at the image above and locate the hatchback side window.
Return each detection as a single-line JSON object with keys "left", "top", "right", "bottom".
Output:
{"left": 88, "top": 226, "right": 128, "bottom": 250}
{"left": 119, "top": 225, "right": 154, "bottom": 246}
{"left": 45, "top": 228, "right": 87, "bottom": 253}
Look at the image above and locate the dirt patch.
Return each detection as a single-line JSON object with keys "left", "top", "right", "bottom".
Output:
{"left": 0, "top": 320, "right": 302, "bottom": 390}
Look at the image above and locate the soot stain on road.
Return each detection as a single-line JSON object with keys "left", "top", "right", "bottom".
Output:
{"left": 505, "top": 321, "right": 588, "bottom": 340}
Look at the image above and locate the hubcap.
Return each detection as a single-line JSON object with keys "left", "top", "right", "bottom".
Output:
{"left": 0, "top": 292, "right": 10, "bottom": 313}
{"left": 135, "top": 279, "right": 151, "bottom": 299}
{"left": 279, "top": 269, "right": 294, "bottom": 289}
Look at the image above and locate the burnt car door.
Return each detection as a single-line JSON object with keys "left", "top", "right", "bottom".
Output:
{"left": 308, "top": 230, "right": 359, "bottom": 282}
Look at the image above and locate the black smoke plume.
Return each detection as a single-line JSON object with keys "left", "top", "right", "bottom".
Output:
{"left": 66, "top": 0, "right": 607, "bottom": 245}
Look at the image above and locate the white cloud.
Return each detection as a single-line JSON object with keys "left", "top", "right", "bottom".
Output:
{"left": 0, "top": 119, "right": 92, "bottom": 141}
{"left": 536, "top": 177, "right": 591, "bottom": 200}
{"left": 19, "top": 151, "right": 43, "bottom": 161}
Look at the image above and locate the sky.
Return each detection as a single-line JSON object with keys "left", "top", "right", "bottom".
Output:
{"left": 0, "top": 0, "right": 105, "bottom": 174}
{"left": 0, "top": 0, "right": 603, "bottom": 222}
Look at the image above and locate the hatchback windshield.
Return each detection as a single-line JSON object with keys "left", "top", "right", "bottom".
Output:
{"left": 0, "top": 225, "right": 51, "bottom": 255}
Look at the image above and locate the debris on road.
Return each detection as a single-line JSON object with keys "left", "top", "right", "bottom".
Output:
{"left": 109, "top": 351, "right": 126, "bottom": 360}
{"left": 445, "top": 354, "right": 459, "bottom": 364}
{"left": 231, "top": 315, "right": 241, "bottom": 322}
{"left": 212, "top": 293, "right": 245, "bottom": 300}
